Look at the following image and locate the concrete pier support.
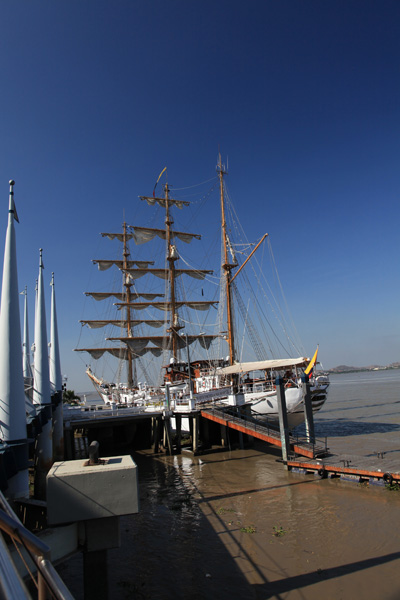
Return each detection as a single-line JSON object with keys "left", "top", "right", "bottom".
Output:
{"left": 152, "top": 417, "right": 162, "bottom": 453}
{"left": 301, "top": 374, "right": 315, "bottom": 444}
{"left": 200, "top": 416, "right": 211, "bottom": 450}
{"left": 220, "top": 423, "right": 229, "bottom": 448}
{"left": 175, "top": 415, "right": 182, "bottom": 453}
{"left": 276, "top": 377, "right": 290, "bottom": 465}
{"left": 192, "top": 414, "right": 200, "bottom": 455}
{"left": 163, "top": 414, "right": 173, "bottom": 455}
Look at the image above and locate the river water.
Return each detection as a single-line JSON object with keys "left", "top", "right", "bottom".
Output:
{"left": 59, "top": 370, "right": 400, "bottom": 599}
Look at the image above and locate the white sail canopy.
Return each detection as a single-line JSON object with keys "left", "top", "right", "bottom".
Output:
{"left": 93, "top": 260, "right": 154, "bottom": 271}
{"left": 217, "top": 357, "right": 309, "bottom": 375}
{"left": 130, "top": 226, "right": 201, "bottom": 245}
{"left": 139, "top": 196, "right": 190, "bottom": 210}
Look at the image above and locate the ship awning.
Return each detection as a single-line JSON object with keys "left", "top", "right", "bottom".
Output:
{"left": 217, "top": 357, "right": 309, "bottom": 375}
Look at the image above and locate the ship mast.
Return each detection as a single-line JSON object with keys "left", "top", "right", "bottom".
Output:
{"left": 122, "top": 221, "right": 136, "bottom": 387}
{"left": 218, "top": 154, "right": 236, "bottom": 365}
{"left": 76, "top": 174, "right": 219, "bottom": 383}
{"left": 164, "top": 183, "right": 181, "bottom": 360}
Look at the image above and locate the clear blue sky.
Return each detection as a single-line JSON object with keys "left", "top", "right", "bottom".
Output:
{"left": 0, "top": 1, "right": 399, "bottom": 391}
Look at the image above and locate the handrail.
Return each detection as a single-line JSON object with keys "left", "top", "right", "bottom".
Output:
{"left": 0, "top": 492, "right": 74, "bottom": 600}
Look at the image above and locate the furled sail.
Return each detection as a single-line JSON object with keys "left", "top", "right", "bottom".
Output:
{"left": 92, "top": 260, "right": 154, "bottom": 271}
{"left": 124, "top": 268, "right": 213, "bottom": 281}
{"left": 101, "top": 232, "right": 135, "bottom": 242}
{"left": 85, "top": 292, "right": 165, "bottom": 301}
{"left": 107, "top": 334, "right": 219, "bottom": 353}
{"left": 139, "top": 196, "right": 190, "bottom": 210}
{"left": 115, "top": 301, "right": 218, "bottom": 312}
{"left": 130, "top": 226, "right": 201, "bottom": 245}
{"left": 80, "top": 319, "right": 165, "bottom": 329}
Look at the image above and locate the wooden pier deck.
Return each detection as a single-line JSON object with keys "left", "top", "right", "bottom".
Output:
{"left": 200, "top": 407, "right": 327, "bottom": 459}
{"left": 201, "top": 407, "right": 400, "bottom": 486}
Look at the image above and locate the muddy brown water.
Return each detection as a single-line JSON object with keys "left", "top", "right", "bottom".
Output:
{"left": 58, "top": 371, "right": 400, "bottom": 599}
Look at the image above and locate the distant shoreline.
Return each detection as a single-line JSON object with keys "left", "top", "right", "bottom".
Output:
{"left": 327, "top": 365, "right": 400, "bottom": 375}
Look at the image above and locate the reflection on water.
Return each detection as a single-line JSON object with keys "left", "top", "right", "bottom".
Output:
{"left": 59, "top": 371, "right": 400, "bottom": 599}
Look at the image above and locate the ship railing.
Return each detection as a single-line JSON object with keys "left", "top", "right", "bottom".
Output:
{"left": 239, "top": 379, "right": 275, "bottom": 394}
{"left": 0, "top": 491, "right": 74, "bottom": 600}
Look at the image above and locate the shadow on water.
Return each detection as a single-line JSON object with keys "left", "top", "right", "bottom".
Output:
{"left": 57, "top": 448, "right": 400, "bottom": 600}
{"left": 257, "top": 552, "right": 400, "bottom": 599}
{"left": 300, "top": 420, "right": 400, "bottom": 437}
{"left": 200, "top": 477, "right": 318, "bottom": 504}
{"left": 320, "top": 399, "right": 400, "bottom": 412}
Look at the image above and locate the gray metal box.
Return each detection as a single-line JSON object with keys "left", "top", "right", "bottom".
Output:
{"left": 46, "top": 455, "right": 139, "bottom": 525}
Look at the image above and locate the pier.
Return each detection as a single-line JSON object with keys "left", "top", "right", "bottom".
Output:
{"left": 62, "top": 400, "right": 400, "bottom": 488}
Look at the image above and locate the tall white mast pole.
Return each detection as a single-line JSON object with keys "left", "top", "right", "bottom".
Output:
{"left": 0, "top": 180, "right": 29, "bottom": 499}
{"left": 33, "top": 248, "right": 53, "bottom": 499}
{"left": 50, "top": 272, "right": 63, "bottom": 460}
{"left": 22, "top": 286, "right": 33, "bottom": 381}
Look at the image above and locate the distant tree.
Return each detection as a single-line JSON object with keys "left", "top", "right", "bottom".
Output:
{"left": 63, "top": 389, "right": 81, "bottom": 404}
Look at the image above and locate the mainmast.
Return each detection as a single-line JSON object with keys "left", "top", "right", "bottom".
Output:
{"left": 164, "top": 183, "right": 181, "bottom": 360}
{"left": 122, "top": 221, "right": 135, "bottom": 386}
{"left": 218, "top": 154, "right": 236, "bottom": 365}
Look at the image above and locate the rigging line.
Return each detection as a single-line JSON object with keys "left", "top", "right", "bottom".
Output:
{"left": 177, "top": 253, "right": 220, "bottom": 282}
{"left": 172, "top": 176, "right": 218, "bottom": 191}
{"left": 267, "top": 237, "right": 305, "bottom": 353}
{"left": 243, "top": 264, "right": 300, "bottom": 356}
{"left": 232, "top": 235, "right": 299, "bottom": 357}
{"left": 241, "top": 234, "right": 303, "bottom": 354}
{"left": 178, "top": 317, "right": 220, "bottom": 327}
{"left": 179, "top": 181, "right": 218, "bottom": 229}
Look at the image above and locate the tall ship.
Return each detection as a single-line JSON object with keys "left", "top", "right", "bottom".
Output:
{"left": 75, "top": 157, "right": 329, "bottom": 427}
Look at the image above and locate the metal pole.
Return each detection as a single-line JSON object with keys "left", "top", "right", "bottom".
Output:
{"left": 185, "top": 334, "right": 193, "bottom": 398}
{"left": 276, "top": 377, "right": 290, "bottom": 465}
{"left": 301, "top": 374, "right": 315, "bottom": 444}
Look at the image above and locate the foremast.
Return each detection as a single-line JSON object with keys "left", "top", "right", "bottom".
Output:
{"left": 76, "top": 175, "right": 219, "bottom": 386}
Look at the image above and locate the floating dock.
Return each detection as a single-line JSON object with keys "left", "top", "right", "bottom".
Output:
{"left": 287, "top": 454, "right": 400, "bottom": 486}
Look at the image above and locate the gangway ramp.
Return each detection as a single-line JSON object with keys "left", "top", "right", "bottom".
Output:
{"left": 200, "top": 407, "right": 328, "bottom": 459}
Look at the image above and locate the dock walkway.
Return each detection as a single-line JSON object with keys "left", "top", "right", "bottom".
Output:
{"left": 200, "top": 407, "right": 327, "bottom": 459}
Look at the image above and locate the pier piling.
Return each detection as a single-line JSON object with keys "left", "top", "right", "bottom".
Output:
{"left": 301, "top": 374, "right": 315, "bottom": 444}
{"left": 276, "top": 377, "right": 290, "bottom": 465}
